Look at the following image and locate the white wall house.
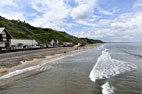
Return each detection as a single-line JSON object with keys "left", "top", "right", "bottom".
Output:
{"left": 0, "top": 27, "right": 12, "bottom": 49}
{"left": 0, "top": 27, "right": 39, "bottom": 50}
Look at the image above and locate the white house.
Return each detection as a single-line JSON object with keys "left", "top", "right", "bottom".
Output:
{"left": 0, "top": 27, "right": 12, "bottom": 49}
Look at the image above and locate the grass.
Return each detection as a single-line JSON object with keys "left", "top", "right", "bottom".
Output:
{"left": 0, "top": 16, "right": 103, "bottom": 44}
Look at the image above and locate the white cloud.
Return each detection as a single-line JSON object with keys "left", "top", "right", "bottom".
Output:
{"left": 31, "top": 0, "right": 71, "bottom": 20}
{"left": 0, "top": 0, "right": 17, "bottom": 7}
{"left": 77, "top": 20, "right": 96, "bottom": 27}
{"left": 0, "top": 12, "right": 25, "bottom": 21}
{"left": 45, "top": 21, "right": 75, "bottom": 31}
{"left": 71, "top": 4, "right": 93, "bottom": 20}
{"left": 98, "top": 8, "right": 118, "bottom": 15}
{"left": 89, "top": 19, "right": 96, "bottom": 22}
{"left": 99, "top": 9, "right": 113, "bottom": 15}
{"left": 88, "top": 15, "right": 100, "bottom": 22}
{"left": 75, "top": 12, "right": 142, "bottom": 42}
{"left": 75, "top": 29, "right": 113, "bottom": 39}
{"left": 133, "top": 0, "right": 142, "bottom": 8}
{"left": 111, "top": 12, "right": 142, "bottom": 31}
{"left": 71, "top": 0, "right": 97, "bottom": 20}
{"left": 0, "top": 0, "right": 25, "bottom": 20}
{"left": 96, "top": 19, "right": 112, "bottom": 27}
{"left": 0, "top": 0, "right": 73, "bottom": 31}
{"left": 30, "top": 0, "right": 72, "bottom": 30}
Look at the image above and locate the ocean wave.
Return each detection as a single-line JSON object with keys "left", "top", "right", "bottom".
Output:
{"left": 0, "top": 54, "right": 68, "bottom": 80}
{"left": 123, "top": 50, "right": 142, "bottom": 58}
{"left": 89, "top": 49, "right": 137, "bottom": 82}
{"left": 0, "top": 64, "right": 41, "bottom": 80}
{"left": 101, "top": 82, "right": 115, "bottom": 94}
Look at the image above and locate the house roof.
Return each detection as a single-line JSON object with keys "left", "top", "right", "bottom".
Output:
{"left": 0, "top": 27, "right": 13, "bottom": 39}
{"left": 0, "top": 27, "right": 5, "bottom": 34}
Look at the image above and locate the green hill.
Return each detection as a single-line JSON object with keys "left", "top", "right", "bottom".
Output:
{"left": 0, "top": 16, "right": 103, "bottom": 44}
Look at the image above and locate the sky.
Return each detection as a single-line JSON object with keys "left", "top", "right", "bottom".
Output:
{"left": 0, "top": 0, "right": 142, "bottom": 42}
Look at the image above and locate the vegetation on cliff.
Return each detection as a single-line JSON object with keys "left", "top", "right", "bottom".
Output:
{"left": 0, "top": 16, "right": 103, "bottom": 44}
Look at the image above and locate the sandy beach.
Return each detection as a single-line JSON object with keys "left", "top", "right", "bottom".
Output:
{"left": 0, "top": 43, "right": 102, "bottom": 77}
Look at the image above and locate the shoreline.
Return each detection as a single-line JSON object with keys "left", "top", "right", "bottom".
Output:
{"left": 0, "top": 43, "right": 103, "bottom": 79}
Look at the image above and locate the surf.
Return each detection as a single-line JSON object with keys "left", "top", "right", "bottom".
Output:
{"left": 101, "top": 82, "right": 115, "bottom": 94}
{"left": 89, "top": 49, "right": 137, "bottom": 82}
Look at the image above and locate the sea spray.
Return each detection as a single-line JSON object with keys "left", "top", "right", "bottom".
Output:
{"left": 101, "top": 82, "right": 115, "bottom": 94}
{"left": 89, "top": 49, "right": 137, "bottom": 82}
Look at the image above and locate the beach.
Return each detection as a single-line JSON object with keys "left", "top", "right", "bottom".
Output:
{"left": 0, "top": 43, "right": 102, "bottom": 77}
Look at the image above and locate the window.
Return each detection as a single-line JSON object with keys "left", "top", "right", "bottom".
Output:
{"left": 0, "top": 34, "right": 7, "bottom": 41}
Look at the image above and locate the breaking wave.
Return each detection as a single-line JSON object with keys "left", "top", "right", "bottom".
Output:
{"left": 101, "top": 82, "right": 115, "bottom": 94}
{"left": 89, "top": 49, "right": 137, "bottom": 82}
{"left": 0, "top": 64, "right": 41, "bottom": 80}
{"left": 0, "top": 55, "right": 67, "bottom": 80}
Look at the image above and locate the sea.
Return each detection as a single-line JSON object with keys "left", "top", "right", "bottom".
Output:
{"left": 0, "top": 43, "right": 141, "bottom": 94}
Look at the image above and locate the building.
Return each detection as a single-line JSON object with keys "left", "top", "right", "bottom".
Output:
{"left": 50, "top": 39, "right": 59, "bottom": 47}
{"left": 0, "top": 27, "right": 39, "bottom": 50}
{"left": 63, "top": 42, "right": 74, "bottom": 47}
{"left": 0, "top": 27, "right": 12, "bottom": 49}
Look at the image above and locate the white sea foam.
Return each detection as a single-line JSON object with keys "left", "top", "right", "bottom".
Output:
{"left": 0, "top": 64, "right": 42, "bottom": 79}
{"left": 89, "top": 49, "right": 137, "bottom": 82}
{"left": 97, "top": 44, "right": 105, "bottom": 50}
{"left": 0, "top": 54, "right": 69, "bottom": 80}
{"left": 102, "top": 82, "right": 115, "bottom": 94}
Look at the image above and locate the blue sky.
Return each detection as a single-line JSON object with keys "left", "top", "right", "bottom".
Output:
{"left": 0, "top": 0, "right": 142, "bottom": 42}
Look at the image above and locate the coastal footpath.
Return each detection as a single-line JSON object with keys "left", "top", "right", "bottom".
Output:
{"left": 0, "top": 43, "right": 102, "bottom": 77}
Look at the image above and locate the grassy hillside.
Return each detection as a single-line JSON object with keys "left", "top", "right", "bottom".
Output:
{"left": 0, "top": 16, "right": 103, "bottom": 44}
